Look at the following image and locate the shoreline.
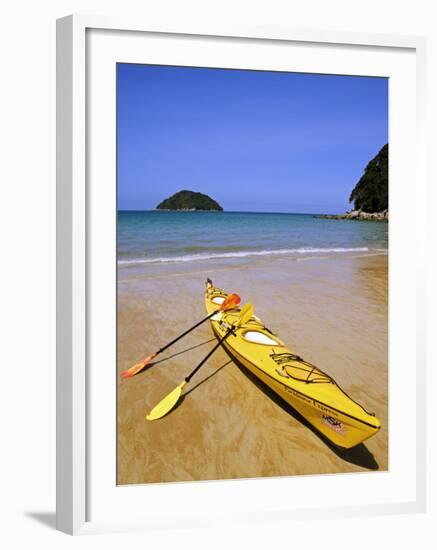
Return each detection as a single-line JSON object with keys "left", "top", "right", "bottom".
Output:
{"left": 117, "top": 249, "right": 388, "bottom": 282}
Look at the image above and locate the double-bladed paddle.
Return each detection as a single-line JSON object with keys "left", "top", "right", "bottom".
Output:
{"left": 146, "top": 302, "right": 254, "bottom": 421}
{"left": 121, "top": 293, "right": 241, "bottom": 379}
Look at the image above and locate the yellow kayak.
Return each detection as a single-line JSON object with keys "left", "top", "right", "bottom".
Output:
{"left": 205, "top": 280, "right": 381, "bottom": 449}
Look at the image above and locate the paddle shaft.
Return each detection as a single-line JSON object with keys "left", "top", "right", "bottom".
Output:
{"left": 155, "top": 310, "right": 217, "bottom": 356}
{"left": 185, "top": 327, "right": 234, "bottom": 383}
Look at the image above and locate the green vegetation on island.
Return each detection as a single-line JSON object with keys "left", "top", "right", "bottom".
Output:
{"left": 349, "top": 143, "right": 388, "bottom": 213}
{"left": 156, "top": 190, "right": 223, "bottom": 211}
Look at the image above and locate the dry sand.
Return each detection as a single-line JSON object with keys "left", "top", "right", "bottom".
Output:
{"left": 117, "top": 254, "right": 388, "bottom": 484}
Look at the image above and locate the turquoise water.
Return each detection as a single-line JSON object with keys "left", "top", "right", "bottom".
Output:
{"left": 117, "top": 211, "right": 388, "bottom": 267}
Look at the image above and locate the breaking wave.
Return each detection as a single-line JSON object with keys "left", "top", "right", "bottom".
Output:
{"left": 118, "top": 247, "right": 370, "bottom": 266}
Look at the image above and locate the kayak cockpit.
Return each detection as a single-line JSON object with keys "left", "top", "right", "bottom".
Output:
{"left": 242, "top": 330, "right": 281, "bottom": 346}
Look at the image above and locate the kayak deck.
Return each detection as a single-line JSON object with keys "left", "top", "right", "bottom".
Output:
{"left": 205, "top": 284, "right": 381, "bottom": 449}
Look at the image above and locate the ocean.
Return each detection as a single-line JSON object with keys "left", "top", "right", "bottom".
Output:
{"left": 117, "top": 211, "right": 388, "bottom": 268}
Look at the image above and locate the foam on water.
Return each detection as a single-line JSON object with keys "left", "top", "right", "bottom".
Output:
{"left": 118, "top": 247, "right": 370, "bottom": 266}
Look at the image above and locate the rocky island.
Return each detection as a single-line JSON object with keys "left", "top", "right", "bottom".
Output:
{"left": 316, "top": 143, "right": 388, "bottom": 222}
{"left": 156, "top": 190, "right": 223, "bottom": 211}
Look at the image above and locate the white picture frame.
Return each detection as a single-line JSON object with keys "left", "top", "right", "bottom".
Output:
{"left": 56, "top": 14, "right": 427, "bottom": 536}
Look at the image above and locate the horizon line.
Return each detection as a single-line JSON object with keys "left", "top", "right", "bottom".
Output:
{"left": 117, "top": 209, "right": 347, "bottom": 215}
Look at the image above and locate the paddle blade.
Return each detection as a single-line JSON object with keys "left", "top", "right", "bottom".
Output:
{"left": 121, "top": 352, "right": 157, "bottom": 379}
{"left": 219, "top": 293, "right": 241, "bottom": 311}
{"left": 236, "top": 303, "right": 254, "bottom": 326}
{"left": 146, "top": 381, "right": 187, "bottom": 421}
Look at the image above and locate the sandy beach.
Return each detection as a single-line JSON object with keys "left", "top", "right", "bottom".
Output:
{"left": 117, "top": 253, "right": 388, "bottom": 485}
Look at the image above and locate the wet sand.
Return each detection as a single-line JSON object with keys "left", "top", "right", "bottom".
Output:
{"left": 117, "top": 254, "right": 388, "bottom": 484}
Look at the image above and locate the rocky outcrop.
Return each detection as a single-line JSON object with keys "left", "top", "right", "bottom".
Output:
{"left": 315, "top": 209, "right": 388, "bottom": 222}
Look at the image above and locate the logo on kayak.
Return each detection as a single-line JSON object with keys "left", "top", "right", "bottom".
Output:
{"left": 321, "top": 414, "right": 346, "bottom": 435}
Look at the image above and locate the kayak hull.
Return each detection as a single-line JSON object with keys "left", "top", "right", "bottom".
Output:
{"left": 205, "top": 284, "right": 381, "bottom": 449}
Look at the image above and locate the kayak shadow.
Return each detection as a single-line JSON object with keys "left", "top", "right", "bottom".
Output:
{"left": 184, "top": 360, "right": 233, "bottom": 398}
{"left": 172, "top": 359, "right": 233, "bottom": 413}
{"left": 226, "top": 352, "right": 379, "bottom": 471}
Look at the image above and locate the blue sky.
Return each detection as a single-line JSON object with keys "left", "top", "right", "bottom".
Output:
{"left": 117, "top": 64, "right": 388, "bottom": 213}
